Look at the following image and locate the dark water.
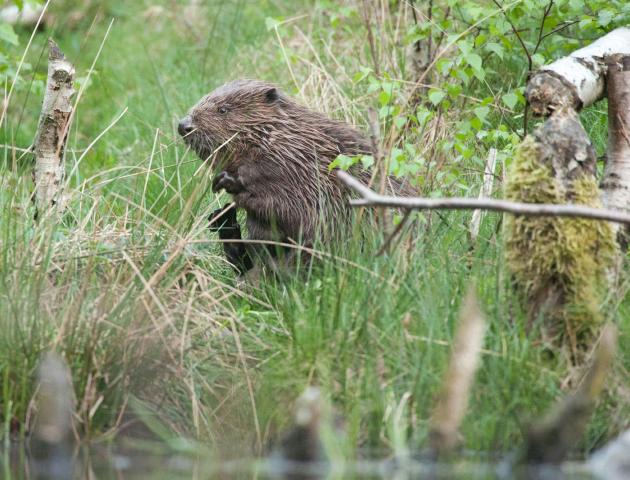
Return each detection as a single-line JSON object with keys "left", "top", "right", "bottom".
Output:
{"left": 1, "top": 444, "right": 599, "bottom": 480}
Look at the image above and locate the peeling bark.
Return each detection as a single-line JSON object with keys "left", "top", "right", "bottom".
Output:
{"left": 600, "top": 54, "right": 630, "bottom": 247}
{"left": 33, "top": 39, "right": 75, "bottom": 217}
{"left": 526, "top": 27, "right": 630, "bottom": 116}
{"left": 532, "top": 106, "right": 597, "bottom": 190}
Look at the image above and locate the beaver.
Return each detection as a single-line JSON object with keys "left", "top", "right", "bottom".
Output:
{"left": 178, "top": 79, "right": 390, "bottom": 272}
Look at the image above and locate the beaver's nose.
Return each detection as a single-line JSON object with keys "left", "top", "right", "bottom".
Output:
{"left": 178, "top": 116, "right": 193, "bottom": 137}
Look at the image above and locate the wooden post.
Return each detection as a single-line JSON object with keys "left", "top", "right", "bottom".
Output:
{"left": 33, "top": 39, "right": 75, "bottom": 218}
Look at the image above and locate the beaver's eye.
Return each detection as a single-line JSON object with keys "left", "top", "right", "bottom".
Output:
{"left": 218, "top": 106, "right": 228, "bottom": 114}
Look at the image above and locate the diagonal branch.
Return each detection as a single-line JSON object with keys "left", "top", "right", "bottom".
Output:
{"left": 337, "top": 170, "right": 630, "bottom": 225}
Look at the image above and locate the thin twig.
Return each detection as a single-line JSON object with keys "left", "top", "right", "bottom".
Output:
{"left": 532, "top": 0, "right": 554, "bottom": 57}
{"left": 491, "top": 0, "right": 543, "bottom": 136}
{"left": 539, "top": 20, "right": 579, "bottom": 42}
{"left": 361, "top": 0, "right": 380, "bottom": 76}
{"left": 492, "top": 0, "right": 531, "bottom": 71}
{"left": 337, "top": 170, "right": 630, "bottom": 225}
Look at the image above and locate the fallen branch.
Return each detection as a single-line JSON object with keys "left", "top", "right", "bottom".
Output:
{"left": 337, "top": 170, "right": 630, "bottom": 225}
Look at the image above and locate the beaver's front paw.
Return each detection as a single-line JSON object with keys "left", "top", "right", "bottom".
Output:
{"left": 212, "top": 171, "right": 245, "bottom": 194}
{"left": 208, "top": 205, "right": 238, "bottom": 233}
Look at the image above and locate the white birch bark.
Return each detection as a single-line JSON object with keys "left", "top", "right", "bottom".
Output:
{"left": 33, "top": 39, "right": 75, "bottom": 216}
{"left": 527, "top": 27, "right": 630, "bottom": 116}
{"left": 470, "top": 148, "right": 497, "bottom": 242}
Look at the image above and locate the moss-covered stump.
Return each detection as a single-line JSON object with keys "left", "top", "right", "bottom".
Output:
{"left": 505, "top": 112, "right": 618, "bottom": 353}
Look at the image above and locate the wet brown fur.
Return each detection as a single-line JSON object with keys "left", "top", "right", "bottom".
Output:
{"left": 181, "top": 79, "right": 379, "bottom": 248}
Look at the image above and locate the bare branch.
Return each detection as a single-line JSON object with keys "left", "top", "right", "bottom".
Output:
{"left": 337, "top": 170, "right": 630, "bottom": 225}
{"left": 532, "top": 0, "right": 554, "bottom": 57}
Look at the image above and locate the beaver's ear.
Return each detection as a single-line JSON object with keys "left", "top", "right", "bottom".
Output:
{"left": 264, "top": 87, "right": 279, "bottom": 103}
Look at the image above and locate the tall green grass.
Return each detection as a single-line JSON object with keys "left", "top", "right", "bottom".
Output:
{"left": 0, "top": 0, "right": 628, "bottom": 461}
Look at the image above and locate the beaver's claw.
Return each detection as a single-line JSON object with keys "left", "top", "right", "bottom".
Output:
{"left": 212, "top": 171, "right": 244, "bottom": 194}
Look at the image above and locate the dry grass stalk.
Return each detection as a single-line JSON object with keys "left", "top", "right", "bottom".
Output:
{"left": 428, "top": 287, "right": 486, "bottom": 456}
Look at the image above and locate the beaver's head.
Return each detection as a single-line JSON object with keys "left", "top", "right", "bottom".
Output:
{"left": 178, "top": 79, "right": 283, "bottom": 162}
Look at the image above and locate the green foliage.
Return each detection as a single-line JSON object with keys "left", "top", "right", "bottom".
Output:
{"left": 328, "top": 0, "right": 624, "bottom": 196}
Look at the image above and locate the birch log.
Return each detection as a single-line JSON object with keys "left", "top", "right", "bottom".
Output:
{"left": 33, "top": 39, "right": 75, "bottom": 217}
{"left": 526, "top": 27, "right": 630, "bottom": 116}
{"left": 600, "top": 54, "right": 630, "bottom": 246}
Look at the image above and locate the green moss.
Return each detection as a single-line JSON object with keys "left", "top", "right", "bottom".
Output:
{"left": 505, "top": 137, "right": 618, "bottom": 341}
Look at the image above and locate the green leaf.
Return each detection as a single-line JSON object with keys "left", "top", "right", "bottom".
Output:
{"left": 329, "top": 154, "right": 357, "bottom": 171}
{"left": 465, "top": 53, "right": 482, "bottom": 71}
{"left": 428, "top": 89, "right": 446, "bottom": 106}
{"left": 415, "top": 107, "right": 432, "bottom": 127}
{"left": 470, "top": 117, "right": 483, "bottom": 131}
{"left": 474, "top": 106, "right": 489, "bottom": 122}
{"left": 378, "top": 89, "right": 391, "bottom": 106}
{"left": 578, "top": 17, "right": 595, "bottom": 29}
{"left": 446, "top": 84, "right": 462, "bottom": 98}
{"left": 360, "top": 155, "right": 374, "bottom": 169}
{"left": 394, "top": 115, "right": 407, "bottom": 129}
{"left": 379, "top": 104, "right": 395, "bottom": 119}
{"left": 485, "top": 42, "right": 504, "bottom": 59}
{"left": 353, "top": 66, "right": 372, "bottom": 83}
{"left": 598, "top": 10, "right": 614, "bottom": 27}
{"left": 0, "top": 24, "right": 19, "bottom": 46}
{"left": 531, "top": 53, "right": 545, "bottom": 67}
{"left": 265, "top": 17, "right": 282, "bottom": 31}
{"left": 472, "top": 66, "right": 485, "bottom": 82}
{"left": 436, "top": 58, "right": 452, "bottom": 75}
{"left": 502, "top": 92, "right": 519, "bottom": 109}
